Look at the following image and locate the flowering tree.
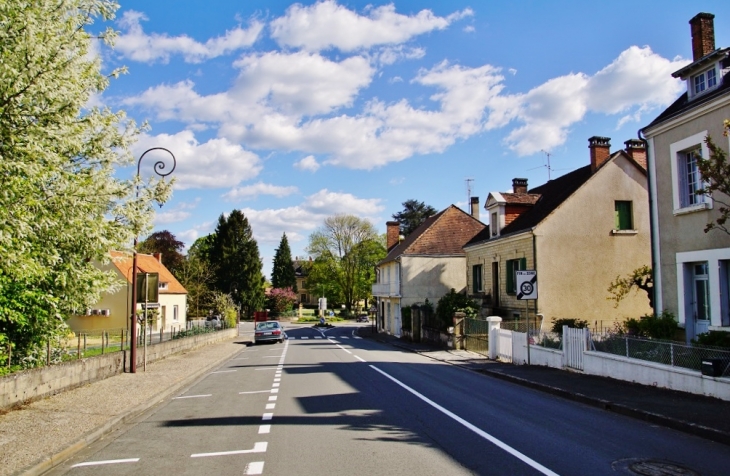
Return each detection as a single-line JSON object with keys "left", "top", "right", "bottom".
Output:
{"left": 267, "top": 288, "right": 298, "bottom": 316}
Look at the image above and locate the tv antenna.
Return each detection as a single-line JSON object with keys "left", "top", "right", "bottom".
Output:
{"left": 465, "top": 178, "right": 474, "bottom": 206}
{"left": 528, "top": 150, "right": 554, "bottom": 180}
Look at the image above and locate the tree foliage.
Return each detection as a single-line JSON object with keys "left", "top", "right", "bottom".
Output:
{"left": 697, "top": 120, "right": 730, "bottom": 235}
{"left": 0, "top": 0, "right": 172, "bottom": 366}
{"left": 306, "top": 215, "right": 382, "bottom": 311}
{"left": 272, "top": 233, "right": 296, "bottom": 291}
{"left": 209, "top": 210, "right": 265, "bottom": 319}
{"left": 607, "top": 265, "right": 654, "bottom": 311}
{"left": 267, "top": 288, "right": 297, "bottom": 316}
{"left": 392, "top": 199, "right": 438, "bottom": 236}
{"left": 138, "top": 230, "right": 185, "bottom": 277}
{"left": 435, "top": 289, "right": 478, "bottom": 329}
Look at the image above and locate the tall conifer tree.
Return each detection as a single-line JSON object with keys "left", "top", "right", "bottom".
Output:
{"left": 209, "top": 210, "right": 265, "bottom": 318}
{"left": 272, "top": 233, "right": 297, "bottom": 291}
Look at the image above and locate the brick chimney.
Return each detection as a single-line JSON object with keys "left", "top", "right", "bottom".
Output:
{"left": 470, "top": 197, "right": 480, "bottom": 220}
{"left": 386, "top": 221, "right": 400, "bottom": 251}
{"left": 512, "top": 178, "right": 528, "bottom": 194}
{"left": 690, "top": 13, "right": 715, "bottom": 61}
{"left": 624, "top": 139, "right": 647, "bottom": 170}
{"left": 153, "top": 252, "right": 162, "bottom": 263}
{"left": 589, "top": 136, "right": 611, "bottom": 173}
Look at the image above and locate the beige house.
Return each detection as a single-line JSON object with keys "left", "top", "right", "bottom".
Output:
{"left": 464, "top": 137, "right": 652, "bottom": 331}
{"left": 67, "top": 251, "right": 188, "bottom": 334}
{"left": 293, "top": 257, "right": 314, "bottom": 305}
{"left": 372, "top": 205, "right": 485, "bottom": 336}
{"left": 641, "top": 12, "right": 730, "bottom": 342}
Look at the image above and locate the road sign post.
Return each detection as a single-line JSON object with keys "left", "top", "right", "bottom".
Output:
{"left": 516, "top": 270, "right": 538, "bottom": 365}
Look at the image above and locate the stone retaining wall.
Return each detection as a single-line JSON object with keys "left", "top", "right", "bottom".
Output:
{"left": 0, "top": 328, "right": 237, "bottom": 410}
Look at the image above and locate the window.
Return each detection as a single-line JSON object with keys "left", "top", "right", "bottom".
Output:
{"left": 491, "top": 212, "right": 498, "bottom": 236}
{"left": 173, "top": 305, "right": 178, "bottom": 321}
{"left": 472, "top": 264, "right": 483, "bottom": 293}
{"left": 693, "top": 263, "right": 710, "bottom": 322}
{"left": 506, "top": 258, "right": 526, "bottom": 294}
{"left": 693, "top": 68, "right": 717, "bottom": 95}
{"left": 614, "top": 201, "right": 633, "bottom": 230}
{"left": 679, "top": 147, "right": 705, "bottom": 208}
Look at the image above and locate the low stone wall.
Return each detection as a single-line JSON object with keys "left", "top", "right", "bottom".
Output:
{"left": 0, "top": 328, "right": 237, "bottom": 410}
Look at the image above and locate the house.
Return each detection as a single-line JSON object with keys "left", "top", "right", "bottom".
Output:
{"left": 641, "top": 12, "right": 730, "bottom": 342}
{"left": 372, "top": 204, "right": 486, "bottom": 336}
{"left": 66, "top": 251, "right": 188, "bottom": 334}
{"left": 464, "top": 137, "right": 652, "bottom": 331}
{"left": 293, "top": 257, "right": 314, "bottom": 305}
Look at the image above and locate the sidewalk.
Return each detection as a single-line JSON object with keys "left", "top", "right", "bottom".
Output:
{"left": 358, "top": 327, "right": 730, "bottom": 446}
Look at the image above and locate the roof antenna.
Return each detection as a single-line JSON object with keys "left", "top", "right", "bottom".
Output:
{"left": 465, "top": 178, "right": 474, "bottom": 208}
{"left": 541, "top": 150, "right": 553, "bottom": 181}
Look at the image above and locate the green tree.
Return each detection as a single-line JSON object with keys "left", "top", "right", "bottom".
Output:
{"left": 271, "top": 233, "right": 297, "bottom": 291}
{"left": 697, "top": 120, "right": 730, "bottom": 235}
{"left": 392, "top": 199, "right": 438, "bottom": 236}
{"left": 435, "top": 289, "right": 478, "bottom": 330}
{"left": 607, "top": 265, "right": 654, "bottom": 311}
{"left": 306, "top": 215, "right": 380, "bottom": 311}
{"left": 0, "top": 0, "right": 171, "bottom": 367}
{"left": 209, "top": 210, "right": 265, "bottom": 319}
{"left": 350, "top": 238, "right": 386, "bottom": 310}
{"left": 138, "top": 230, "right": 185, "bottom": 277}
{"left": 177, "top": 250, "right": 216, "bottom": 319}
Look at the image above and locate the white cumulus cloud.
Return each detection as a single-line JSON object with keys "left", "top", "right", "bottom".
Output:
{"left": 223, "top": 182, "right": 299, "bottom": 201}
{"left": 294, "top": 155, "right": 321, "bottom": 172}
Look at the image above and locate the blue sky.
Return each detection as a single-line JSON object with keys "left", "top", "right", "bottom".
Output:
{"left": 96, "top": 0, "right": 730, "bottom": 278}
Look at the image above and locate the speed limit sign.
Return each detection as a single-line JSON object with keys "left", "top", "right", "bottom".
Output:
{"left": 516, "top": 270, "right": 538, "bottom": 300}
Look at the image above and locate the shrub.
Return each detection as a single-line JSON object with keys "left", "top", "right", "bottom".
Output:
{"left": 622, "top": 311, "right": 677, "bottom": 339}
{"left": 692, "top": 331, "right": 730, "bottom": 349}
{"left": 267, "top": 287, "right": 297, "bottom": 316}
{"left": 551, "top": 318, "right": 589, "bottom": 335}
{"left": 401, "top": 307, "right": 412, "bottom": 329}
{"left": 436, "top": 289, "right": 478, "bottom": 329}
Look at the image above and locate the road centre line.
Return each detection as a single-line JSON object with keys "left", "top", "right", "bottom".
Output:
{"left": 271, "top": 388, "right": 279, "bottom": 393}
{"left": 240, "top": 390, "right": 272, "bottom": 395}
{"left": 191, "top": 442, "right": 267, "bottom": 458}
{"left": 355, "top": 355, "right": 367, "bottom": 363}
{"left": 369, "top": 365, "right": 560, "bottom": 476}
{"left": 336, "top": 344, "right": 352, "bottom": 354}
{"left": 262, "top": 413, "right": 273, "bottom": 420}
{"left": 71, "top": 458, "right": 139, "bottom": 468}
{"left": 173, "top": 394, "right": 212, "bottom": 399}
{"left": 272, "top": 383, "right": 280, "bottom": 387}
{"left": 269, "top": 396, "right": 277, "bottom": 401}
{"left": 259, "top": 425, "right": 271, "bottom": 434}
{"left": 245, "top": 461, "right": 265, "bottom": 475}
{"left": 266, "top": 403, "right": 275, "bottom": 409}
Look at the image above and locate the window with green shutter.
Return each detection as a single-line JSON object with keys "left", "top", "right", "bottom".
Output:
{"left": 615, "top": 201, "right": 633, "bottom": 230}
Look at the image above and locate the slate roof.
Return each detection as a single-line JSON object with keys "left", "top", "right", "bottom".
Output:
{"left": 379, "top": 205, "right": 485, "bottom": 265}
{"left": 644, "top": 54, "right": 730, "bottom": 131}
{"left": 500, "top": 192, "right": 541, "bottom": 206}
{"left": 109, "top": 251, "right": 187, "bottom": 294}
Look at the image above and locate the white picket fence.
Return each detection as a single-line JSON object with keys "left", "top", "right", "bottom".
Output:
{"left": 563, "top": 326, "right": 588, "bottom": 370}
{"left": 496, "top": 329, "right": 513, "bottom": 362}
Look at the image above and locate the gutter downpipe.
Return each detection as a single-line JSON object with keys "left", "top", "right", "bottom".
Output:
{"left": 638, "top": 127, "right": 658, "bottom": 316}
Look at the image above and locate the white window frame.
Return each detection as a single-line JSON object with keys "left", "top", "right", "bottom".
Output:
{"left": 676, "top": 248, "right": 730, "bottom": 329}
{"left": 690, "top": 65, "right": 718, "bottom": 98}
{"left": 669, "top": 131, "right": 712, "bottom": 214}
{"left": 173, "top": 304, "right": 179, "bottom": 321}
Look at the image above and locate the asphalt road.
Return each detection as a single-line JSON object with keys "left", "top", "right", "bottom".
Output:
{"left": 48, "top": 323, "right": 730, "bottom": 475}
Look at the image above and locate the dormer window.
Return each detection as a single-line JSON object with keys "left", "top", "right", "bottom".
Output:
{"left": 159, "top": 282, "right": 169, "bottom": 290}
{"left": 692, "top": 66, "right": 717, "bottom": 96}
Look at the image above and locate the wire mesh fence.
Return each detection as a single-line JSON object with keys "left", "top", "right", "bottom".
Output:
{"left": 590, "top": 332, "right": 730, "bottom": 375}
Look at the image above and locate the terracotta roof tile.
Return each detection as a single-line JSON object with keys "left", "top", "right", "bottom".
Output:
{"left": 109, "top": 251, "right": 187, "bottom": 294}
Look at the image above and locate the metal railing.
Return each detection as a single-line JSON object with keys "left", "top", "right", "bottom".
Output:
{"left": 590, "top": 332, "right": 730, "bottom": 376}
{"left": 463, "top": 318, "right": 489, "bottom": 356}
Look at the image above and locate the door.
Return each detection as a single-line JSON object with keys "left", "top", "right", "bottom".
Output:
{"left": 693, "top": 263, "right": 711, "bottom": 337}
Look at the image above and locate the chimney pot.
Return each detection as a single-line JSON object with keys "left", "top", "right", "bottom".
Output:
{"left": 588, "top": 136, "right": 611, "bottom": 173}
{"left": 153, "top": 252, "right": 162, "bottom": 264}
{"left": 624, "top": 139, "right": 647, "bottom": 170}
{"left": 386, "top": 221, "right": 400, "bottom": 251}
{"left": 512, "top": 178, "right": 528, "bottom": 195}
{"left": 690, "top": 13, "right": 715, "bottom": 61}
{"left": 470, "top": 197, "right": 480, "bottom": 221}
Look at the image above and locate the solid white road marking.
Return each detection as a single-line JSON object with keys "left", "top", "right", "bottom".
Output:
{"left": 191, "top": 442, "right": 268, "bottom": 458}
{"left": 245, "top": 461, "right": 265, "bottom": 475}
{"left": 355, "top": 355, "right": 367, "bottom": 363}
{"left": 231, "top": 357, "right": 249, "bottom": 360}
{"left": 336, "top": 344, "right": 352, "bottom": 354}
{"left": 301, "top": 336, "right": 309, "bottom": 339}
{"left": 255, "top": 368, "right": 277, "bottom": 371}
{"left": 173, "top": 394, "right": 212, "bottom": 400}
{"left": 353, "top": 336, "right": 362, "bottom": 339}
{"left": 370, "top": 365, "right": 560, "bottom": 476}
{"left": 211, "top": 370, "right": 237, "bottom": 374}
{"left": 340, "top": 336, "right": 349, "bottom": 339}
{"left": 239, "top": 390, "right": 272, "bottom": 395}
{"left": 262, "top": 413, "right": 273, "bottom": 420}
{"left": 258, "top": 425, "right": 271, "bottom": 434}
{"left": 266, "top": 403, "right": 276, "bottom": 409}
{"left": 314, "top": 336, "right": 323, "bottom": 339}
{"left": 71, "top": 458, "right": 139, "bottom": 468}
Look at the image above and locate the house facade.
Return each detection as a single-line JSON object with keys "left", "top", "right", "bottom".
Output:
{"left": 642, "top": 12, "right": 730, "bottom": 342}
{"left": 66, "top": 251, "right": 188, "bottom": 334}
{"left": 464, "top": 137, "right": 652, "bottom": 331}
{"left": 372, "top": 205, "right": 485, "bottom": 336}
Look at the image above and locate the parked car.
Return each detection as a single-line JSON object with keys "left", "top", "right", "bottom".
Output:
{"left": 205, "top": 314, "right": 222, "bottom": 329}
{"left": 254, "top": 321, "right": 286, "bottom": 344}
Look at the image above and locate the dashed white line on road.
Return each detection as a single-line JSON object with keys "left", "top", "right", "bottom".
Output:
{"left": 191, "top": 442, "right": 268, "bottom": 458}
{"left": 353, "top": 336, "right": 362, "bottom": 339}
{"left": 300, "top": 336, "right": 309, "bottom": 339}
{"left": 262, "top": 413, "right": 273, "bottom": 420}
{"left": 239, "top": 390, "right": 272, "bottom": 395}
{"left": 266, "top": 403, "right": 276, "bottom": 409}
{"left": 340, "top": 336, "right": 350, "bottom": 339}
{"left": 268, "top": 396, "right": 277, "bottom": 401}
{"left": 245, "top": 461, "right": 265, "bottom": 475}
{"left": 71, "top": 458, "right": 139, "bottom": 468}
{"left": 270, "top": 388, "right": 279, "bottom": 393}
{"left": 355, "top": 355, "right": 367, "bottom": 363}
{"left": 258, "top": 425, "right": 271, "bottom": 434}
{"left": 173, "top": 394, "right": 212, "bottom": 399}
{"left": 314, "top": 336, "right": 323, "bottom": 339}
{"left": 336, "top": 344, "right": 352, "bottom": 354}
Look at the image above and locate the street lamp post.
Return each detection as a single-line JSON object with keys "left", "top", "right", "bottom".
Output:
{"left": 130, "top": 148, "right": 176, "bottom": 373}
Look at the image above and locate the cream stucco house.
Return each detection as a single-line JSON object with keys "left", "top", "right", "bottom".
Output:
{"left": 372, "top": 205, "right": 485, "bottom": 336}
{"left": 464, "top": 137, "right": 652, "bottom": 331}
{"left": 641, "top": 12, "right": 730, "bottom": 342}
{"left": 66, "top": 251, "right": 188, "bottom": 334}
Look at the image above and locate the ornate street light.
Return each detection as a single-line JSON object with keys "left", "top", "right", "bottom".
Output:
{"left": 130, "top": 147, "right": 176, "bottom": 373}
